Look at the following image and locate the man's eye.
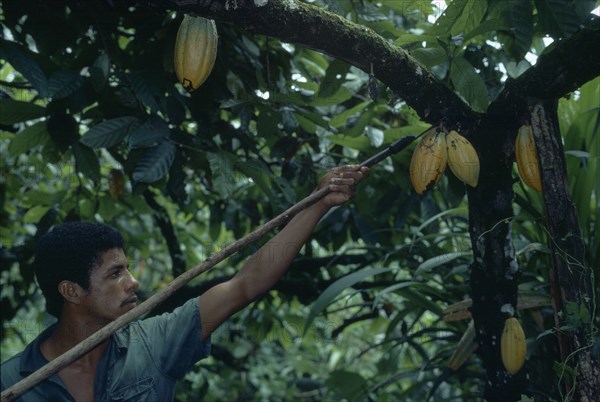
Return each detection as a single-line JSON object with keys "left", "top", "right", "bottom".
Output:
{"left": 111, "top": 271, "right": 121, "bottom": 278}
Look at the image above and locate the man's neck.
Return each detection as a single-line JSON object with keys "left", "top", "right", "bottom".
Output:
{"left": 40, "top": 316, "right": 109, "bottom": 365}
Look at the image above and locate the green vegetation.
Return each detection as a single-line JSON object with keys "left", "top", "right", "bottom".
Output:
{"left": 1, "top": 1, "right": 598, "bottom": 400}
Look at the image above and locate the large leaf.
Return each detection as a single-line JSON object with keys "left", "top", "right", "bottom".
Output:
{"left": 450, "top": 56, "right": 489, "bottom": 112}
{"left": 325, "top": 370, "right": 368, "bottom": 401}
{"left": 410, "top": 47, "right": 448, "bottom": 68}
{"left": 318, "top": 59, "right": 350, "bottom": 98}
{"left": 8, "top": 122, "right": 49, "bottom": 156}
{"left": 47, "top": 70, "right": 83, "bottom": 99}
{"left": 489, "top": 0, "right": 534, "bottom": 60}
{"left": 0, "top": 41, "right": 48, "bottom": 97}
{"left": 302, "top": 267, "right": 391, "bottom": 335}
{"left": 414, "top": 251, "right": 472, "bottom": 276}
{"left": 128, "top": 72, "right": 160, "bottom": 113}
{"left": 80, "top": 116, "right": 141, "bottom": 148}
{"left": 132, "top": 140, "right": 177, "bottom": 183}
{"left": 535, "top": 0, "right": 597, "bottom": 39}
{"left": 128, "top": 115, "right": 170, "bottom": 149}
{"left": 234, "top": 159, "right": 276, "bottom": 199}
{"left": 310, "top": 86, "right": 353, "bottom": 106}
{"left": 0, "top": 99, "right": 46, "bottom": 125}
{"left": 430, "top": 0, "right": 487, "bottom": 37}
{"left": 72, "top": 143, "right": 100, "bottom": 182}
{"left": 207, "top": 152, "right": 237, "bottom": 198}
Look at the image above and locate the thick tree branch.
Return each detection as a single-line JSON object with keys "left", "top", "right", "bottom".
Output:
{"left": 490, "top": 18, "right": 600, "bottom": 117}
{"left": 144, "top": 0, "right": 480, "bottom": 129}
{"left": 146, "top": 1, "right": 600, "bottom": 132}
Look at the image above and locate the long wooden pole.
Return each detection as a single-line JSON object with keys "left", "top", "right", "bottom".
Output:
{"left": 1, "top": 134, "right": 418, "bottom": 402}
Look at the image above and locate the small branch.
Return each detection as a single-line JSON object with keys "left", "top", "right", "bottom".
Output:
{"left": 332, "top": 310, "right": 379, "bottom": 338}
{"left": 143, "top": 190, "right": 187, "bottom": 276}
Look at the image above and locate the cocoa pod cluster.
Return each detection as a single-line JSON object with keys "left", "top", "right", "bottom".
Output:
{"left": 409, "top": 128, "right": 480, "bottom": 194}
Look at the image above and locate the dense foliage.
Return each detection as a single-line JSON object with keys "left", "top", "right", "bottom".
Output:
{"left": 1, "top": 1, "right": 598, "bottom": 401}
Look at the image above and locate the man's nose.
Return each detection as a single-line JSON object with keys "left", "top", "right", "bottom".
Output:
{"left": 126, "top": 271, "right": 139, "bottom": 292}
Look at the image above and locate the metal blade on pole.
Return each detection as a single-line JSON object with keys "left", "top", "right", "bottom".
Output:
{"left": 0, "top": 133, "right": 421, "bottom": 402}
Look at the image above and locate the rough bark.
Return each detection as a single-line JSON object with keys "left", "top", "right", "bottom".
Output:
{"left": 146, "top": 0, "right": 600, "bottom": 129}
{"left": 466, "top": 121, "right": 527, "bottom": 402}
{"left": 529, "top": 101, "right": 599, "bottom": 401}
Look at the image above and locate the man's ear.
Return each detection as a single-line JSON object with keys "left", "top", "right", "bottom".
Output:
{"left": 58, "top": 281, "right": 84, "bottom": 305}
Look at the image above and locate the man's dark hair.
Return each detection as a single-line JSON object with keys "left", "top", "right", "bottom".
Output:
{"left": 34, "top": 221, "right": 125, "bottom": 318}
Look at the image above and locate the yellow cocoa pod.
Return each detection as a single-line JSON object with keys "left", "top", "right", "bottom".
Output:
{"left": 515, "top": 125, "right": 542, "bottom": 192}
{"left": 501, "top": 317, "right": 526, "bottom": 375}
{"left": 446, "top": 130, "right": 480, "bottom": 187}
{"left": 409, "top": 128, "right": 448, "bottom": 195}
{"left": 174, "top": 15, "right": 218, "bottom": 92}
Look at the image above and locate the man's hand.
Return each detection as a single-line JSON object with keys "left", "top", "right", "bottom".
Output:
{"left": 316, "top": 165, "right": 370, "bottom": 209}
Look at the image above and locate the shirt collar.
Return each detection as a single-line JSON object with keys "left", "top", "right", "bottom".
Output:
{"left": 19, "top": 323, "right": 127, "bottom": 376}
{"left": 19, "top": 323, "right": 55, "bottom": 375}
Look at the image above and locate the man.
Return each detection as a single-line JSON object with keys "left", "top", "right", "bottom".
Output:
{"left": 1, "top": 165, "right": 368, "bottom": 401}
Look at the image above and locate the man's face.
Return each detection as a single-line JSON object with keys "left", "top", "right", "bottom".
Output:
{"left": 80, "top": 247, "right": 139, "bottom": 324}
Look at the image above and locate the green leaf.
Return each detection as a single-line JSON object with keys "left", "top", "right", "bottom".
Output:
{"left": 302, "top": 267, "right": 391, "bottom": 335}
{"left": 128, "top": 72, "right": 159, "bottom": 112}
{"left": 464, "top": 18, "right": 511, "bottom": 42}
{"left": 330, "top": 101, "right": 371, "bottom": 129}
{"left": 8, "top": 122, "right": 49, "bottom": 156}
{"left": 207, "top": 152, "right": 237, "bottom": 198}
{"left": 310, "top": 86, "right": 353, "bottom": 106}
{"left": 450, "top": 56, "right": 489, "bottom": 112}
{"left": 23, "top": 205, "right": 52, "bottom": 224}
{"left": 325, "top": 370, "right": 368, "bottom": 401}
{"left": 402, "top": 288, "right": 444, "bottom": 316}
{"left": 72, "top": 143, "right": 100, "bottom": 182}
{"left": 0, "top": 99, "right": 46, "bottom": 125}
{"left": 393, "top": 34, "right": 438, "bottom": 47}
{"left": 318, "top": 59, "right": 350, "bottom": 98}
{"left": 410, "top": 47, "right": 448, "bottom": 68}
{"left": 535, "top": 0, "right": 597, "bottom": 39}
{"left": 80, "top": 116, "right": 141, "bottom": 148}
{"left": 47, "top": 70, "right": 83, "bottom": 99}
{"left": 132, "top": 140, "right": 176, "bottom": 183}
{"left": 489, "top": 0, "right": 533, "bottom": 60}
{"left": 415, "top": 251, "right": 472, "bottom": 276}
{"left": 0, "top": 41, "right": 48, "bottom": 97}
{"left": 415, "top": 207, "right": 468, "bottom": 235}
{"left": 293, "top": 112, "right": 317, "bottom": 134}
{"left": 98, "top": 195, "right": 122, "bottom": 221}
{"left": 430, "top": 0, "right": 486, "bottom": 37}
{"left": 128, "top": 115, "right": 170, "bottom": 149}
{"left": 328, "top": 134, "right": 371, "bottom": 151}
{"left": 234, "top": 159, "right": 275, "bottom": 199}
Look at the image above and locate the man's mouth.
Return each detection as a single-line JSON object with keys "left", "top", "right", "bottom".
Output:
{"left": 122, "top": 296, "right": 138, "bottom": 306}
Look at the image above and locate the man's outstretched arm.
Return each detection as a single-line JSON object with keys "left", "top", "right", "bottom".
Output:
{"left": 198, "top": 165, "right": 369, "bottom": 341}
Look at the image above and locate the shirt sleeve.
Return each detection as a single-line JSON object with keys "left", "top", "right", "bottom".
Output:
{"left": 134, "top": 297, "right": 211, "bottom": 379}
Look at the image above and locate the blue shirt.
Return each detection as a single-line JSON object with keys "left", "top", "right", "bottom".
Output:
{"left": 1, "top": 298, "right": 211, "bottom": 401}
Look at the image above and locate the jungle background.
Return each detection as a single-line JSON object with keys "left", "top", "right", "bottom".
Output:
{"left": 1, "top": 0, "right": 598, "bottom": 401}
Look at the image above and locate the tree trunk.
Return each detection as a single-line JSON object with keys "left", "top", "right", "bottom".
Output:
{"left": 530, "top": 101, "right": 599, "bottom": 402}
{"left": 467, "top": 120, "right": 528, "bottom": 402}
